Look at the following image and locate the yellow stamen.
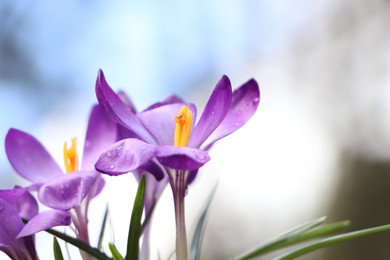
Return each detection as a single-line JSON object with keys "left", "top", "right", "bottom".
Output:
{"left": 63, "top": 138, "right": 79, "bottom": 173}
{"left": 174, "top": 105, "right": 193, "bottom": 147}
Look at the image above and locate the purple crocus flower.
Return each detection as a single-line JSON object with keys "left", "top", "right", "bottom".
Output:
{"left": 0, "top": 187, "right": 39, "bottom": 260}
{"left": 94, "top": 70, "right": 260, "bottom": 259}
{"left": 5, "top": 104, "right": 117, "bottom": 247}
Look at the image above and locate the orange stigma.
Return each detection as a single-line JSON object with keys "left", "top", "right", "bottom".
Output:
{"left": 174, "top": 105, "right": 193, "bottom": 147}
{"left": 63, "top": 138, "right": 79, "bottom": 173}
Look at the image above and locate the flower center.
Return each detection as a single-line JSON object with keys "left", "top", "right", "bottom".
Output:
{"left": 174, "top": 105, "right": 193, "bottom": 147}
{"left": 63, "top": 138, "right": 79, "bottom": 173}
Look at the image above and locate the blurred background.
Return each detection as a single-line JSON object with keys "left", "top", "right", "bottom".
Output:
{"left": 1, "top": 0, "right": 390, "bottom": 259}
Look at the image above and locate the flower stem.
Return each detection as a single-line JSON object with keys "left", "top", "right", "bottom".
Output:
{"left": 173, "top": 170, "right": 188, "bottom": 260}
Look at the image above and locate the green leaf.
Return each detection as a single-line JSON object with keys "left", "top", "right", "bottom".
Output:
{"left": 98, "top": 205, "right": 110, "bottom": 249}
{"left": 53, "top": 237, "right": 64, "bottom": 260}
{"left": 125, "top": 174, "right": 146, "bottom": 260}
{"left": 189, "top": 183, "right": 218, "bottom": 260}
{"left": 275, "top": 224, "right": 390, "bottom": 260}
{"left": 236, "top": 217, "right": 350, "bottom": 260}
{"left": 109, "top": 243, "right": 124, "bottom": 260}
{"left": 46, "top": 228, "right": 111, "bottom": 260}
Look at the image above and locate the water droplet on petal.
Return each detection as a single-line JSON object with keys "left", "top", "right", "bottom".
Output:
{"left": 235, "top": 122, "right": 242, "bottom": 126}
{"left": 235, "top": 110, "right": 243, "bottom": 116}
{"left": 210, "top": 111, "right": 215, "bottom": 115}
{"left": 253, "top": 97, "right": 260, "bottom": 105}
{"left": 106, "top": 151, "right": 112, "bottom": 158}
{"left": 196, "top": 152, "right": 206, "bottom": 160}
{"left": 109, "top": 164, "right": 115, "bottom": 169}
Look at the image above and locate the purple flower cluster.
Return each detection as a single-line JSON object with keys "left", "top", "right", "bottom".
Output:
{"left": 0, "top": 70, "right": 259, "bottom": 259}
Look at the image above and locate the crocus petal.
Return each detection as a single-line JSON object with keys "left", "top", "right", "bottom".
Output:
{"left": 0, "top": 187, "right": 39, "bottom": 220}
{"left": 81, "top": 104, "right": 118, "bottom": 170}
{"left": 95, "top": 139, "right": 157, "bottom": 176}
{"left": 117, "top": 90, "right": 137, "bottom": 113}
{"left": 156, "top": 146, "right": 210, "bottom": 171}
{"left": 0, "top": 198, "right": 24, "bottom": 246}
{"left": 17, "top": 210, "right": 71, "bottom": 238}
{"left": 188, "top": 75, "right": 232, "bottom": 148}
{"left": 38, "top": 170, "right": 99, "bottom": 210}
{"left": 5, "top": 128, "right": 63, "bottom": 183}
{"left": 202, "top": 78, "right": 260, "bottom": 149}
{"left": 95, "top": 69, "right": 156, "bottom": 144}
{"left": 138, "top": 103, "right": 197, "bottom": 146}
{"left": 142, "top": 95, "right": 184, "bottom": 112}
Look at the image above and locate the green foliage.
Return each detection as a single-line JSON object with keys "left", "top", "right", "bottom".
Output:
{"left": 53, "top": 237, "right": 64, "bottom": 260}
{"left": 109, "top": 243, "right": 124, "bottom": 260}
{"left": 125, "top": 174, "right": 146, "bottom": 260}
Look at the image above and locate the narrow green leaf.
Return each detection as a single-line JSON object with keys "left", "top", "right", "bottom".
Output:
{"left": 46, "top": 228, "right": 111, "bottom": 260}
{"left": 98, "top": 205, "right": 110, "bottom": 249}
{"left": 125, "top": 174, "right": 146, "bottom": 260}
{"left": 236, "top": 217, "right": 350, "bottom": 260}
{"left": 189, "top": 183, "right": 218, "bottom": 260}
{"left": 276, "top": 224, "right": 390, "bottom": 260}
{"left": 109, "top": 243, "right": 124, "bottom": 260}
{"left": 53, "top": 237, "right": 64, "bottom": 260}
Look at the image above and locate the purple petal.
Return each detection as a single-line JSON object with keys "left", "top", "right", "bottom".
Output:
{"left": 95, "top": 70, "right": 156, "bottom": 144}
{"left": 156, "top": 146, "right": 210, "bottom": 171}
{"left": 188, "top": 75, "right": 232, "bottom": 148}
{"left": 0, "top": 187, "right": 39, "bottom": 220}
{"left": 134, "top": 159, "right": 166, "bottom": 181}
{"left": 5, "top": 128, "right": 63, "bottom": 183}
{"left": 142, "top": 95, "right": 184, "bottom": 111}
{"left": 138, "top": 103, "right": 197, "bottom": 146}
{"left": 0, "top": 198, "right": 24, "bottom": 246}
{"left": 81, "top": 104, "right": 118, "bottom": 170}
{"left": 117, "top": 90, "right": 137, "bottom": 113}
{"left": 38, "top": 170, "right": 99, "bottom": 210}
{"left": 202, "top": 78, "right": 260, "bottom": 149}
{"left": 17, "top": 210, "right": 71, "bottom": 238}
{"left": 95, "top": 139, "right": 158, "bottom": 176}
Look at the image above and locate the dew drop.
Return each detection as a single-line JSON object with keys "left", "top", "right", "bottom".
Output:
{"left": 109, "top": 164, "right": 115, "bottom": 169}
{"left": 235, "top": 110, "right": 243, "bottom": 116}
{"left": 196, "top": 152, "right": 206, "bottom": 160}
{"left": 235, "top": 122, "right": 242, "bottom": 126}
{"left": 106, "top": 151, "right": 112, "bottom": 158}
{"left": 252, "top": 97, "right": 260, "bottom": 105}
{"left": 210, "top": 111, "right": 215, "bottom": 115}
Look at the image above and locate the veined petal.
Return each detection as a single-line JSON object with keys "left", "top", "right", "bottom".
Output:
{"left": 5, "top": 128, "right": 63, "bottom": 183}
{"left": 17, "top": 210, "right": 71, "bottom": 238}
{"left": 38, "top": 170, "right": 99, "bottom": 210}
{"left": 95, "top": 69, "right": 156, "bottom": 144}
{"left": 202, "top": 78, "right": 260, "bottom": 149}
{"left": 156, "top": 146, "right": 210, "bottom": 171}
{"left": 138, "top": 103, "right": 197, "bottom": 146}
{"left": 81, "top": 104, "right": 118, "bottom": 170}
{"left": 189, "top": 75, "right": 232, "bottom": 148}
{"left": 95, "top": 139, "right": 158, "bottom": 176}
